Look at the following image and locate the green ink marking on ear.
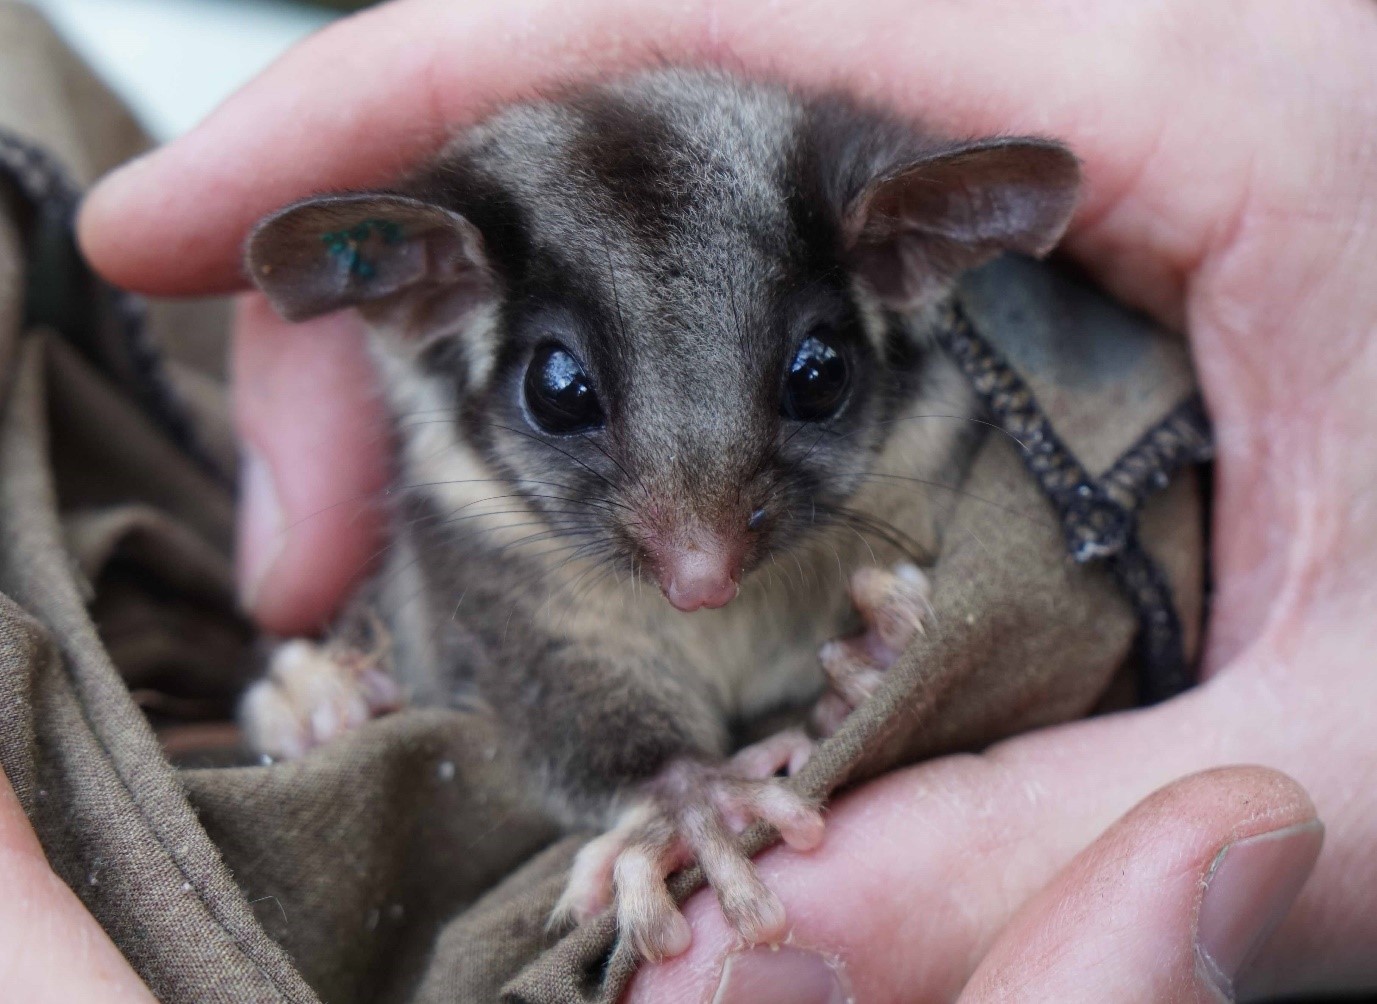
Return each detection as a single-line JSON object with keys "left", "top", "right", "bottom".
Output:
{"left": 319, "top": 218, "right": 405, "bottom": 281}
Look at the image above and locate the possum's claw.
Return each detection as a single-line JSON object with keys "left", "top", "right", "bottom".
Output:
{"left": 239, "top": 639, "right": 402, "bottom": 759}
{"left": 552, "top": 755, "right": 823, "bottom": 960}
{"left": 812, "top": 562, "right": 931, "bottom": 737}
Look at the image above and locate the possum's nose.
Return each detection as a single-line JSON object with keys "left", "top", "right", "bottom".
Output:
{"left": 663, "top": 549, "right": 740, "bottom": 611}
{"left": 654, "top": 530, "right": 744, "bottom": 612}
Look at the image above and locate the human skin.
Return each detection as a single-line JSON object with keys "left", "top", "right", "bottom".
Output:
{"left": 27, "top": 0, "right": 1375, "bottom": 999}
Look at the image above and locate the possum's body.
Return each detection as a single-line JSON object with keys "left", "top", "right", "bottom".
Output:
{"left": 240, "top": 68, "right": 1079, "bottom": 958}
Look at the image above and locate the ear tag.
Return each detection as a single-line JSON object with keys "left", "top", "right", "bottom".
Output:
{"left": 321, "top": 219, "right": 406, "bottom": 282}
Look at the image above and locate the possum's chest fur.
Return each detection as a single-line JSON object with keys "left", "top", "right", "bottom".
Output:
{"left": 367, "top": 347, "right": 976, "bottom": 739}
{"left": 376, "top": 527, "right": 850, "bottom": 726}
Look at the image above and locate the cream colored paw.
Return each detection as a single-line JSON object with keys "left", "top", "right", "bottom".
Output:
{"left": 239, "top": 639, "right": 402, "bottom": 759}
{"left": 552, "top": 758, "right": 823, "bottom": 960}
{"left": 812, "top": 562, "right": 931, "bottom": 736}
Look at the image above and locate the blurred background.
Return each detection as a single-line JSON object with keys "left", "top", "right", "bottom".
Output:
{"left": 27, "top": 0, "right": 355, "bottom": 139}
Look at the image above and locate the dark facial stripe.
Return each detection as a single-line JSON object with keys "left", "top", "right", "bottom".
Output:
{"left": 405, "top": 156, "right": 534, "bottom": 285}
{"left": 566, "top": 93, "right": 690, "bottom": 251}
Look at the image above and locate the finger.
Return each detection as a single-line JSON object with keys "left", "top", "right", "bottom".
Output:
{"left": 847, "top": 564, "right": 927, "bottom": 651}
{"left": 816, "top": 639, "right": 885, "bottom": 707}
{"left": 627, "top": 736, "right": 1096, "bottom": 1004}
{"left": 232, "top": 293, "right": 391, "bottom": 633}
{"left": 808, "top": 691, "right": 851, "bottom": 738}
{"left": 959, "top": 766, "right": 1322, "bottom": 1004}
{"left": 78, "top": 0, "right": 709, "bottom": 295}
{"left": 0, "top": 767, "right": 159, "bottom": 1002}
{"left": 77, "top": 1, "right": 1356, "bottom": 312}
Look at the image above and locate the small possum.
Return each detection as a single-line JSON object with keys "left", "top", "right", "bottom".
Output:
{"left": 238, "top": 69, "right": 1080, "bottom": 960}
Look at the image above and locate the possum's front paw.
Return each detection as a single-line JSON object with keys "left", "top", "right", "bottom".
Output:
{"left": 812, "top": 562, "right": 931, "bottom": 736}
{"left": 239, "top": 639, "right": 402, "bottom": 759}
{"left": 553, "top": 756, "right": 823, "bottom": 960}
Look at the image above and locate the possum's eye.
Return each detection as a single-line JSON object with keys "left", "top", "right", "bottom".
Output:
{"left": 782, "top": 328, "right": 850, "bottom": 422}
{"left": 524, "top": 343, "right": 604, "bottom": 434}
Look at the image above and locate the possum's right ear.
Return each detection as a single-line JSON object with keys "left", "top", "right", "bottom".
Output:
{"left": 245, "top": 194, "right": 494, "bottom": 333}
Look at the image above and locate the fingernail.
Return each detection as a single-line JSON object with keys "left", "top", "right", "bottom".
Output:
{"left": 712, "top": 946, "right": 849, "bottom": 1004}
{"left": 1196, "top": 820, "right": 1323, "bottom": 999}
{"left": 238, "top": 445, "right": 286, "bottom": 611}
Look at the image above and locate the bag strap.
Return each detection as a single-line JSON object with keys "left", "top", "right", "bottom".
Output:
{"left": 0, "top": 128, "right": 230, "bottom": 486}
{"left": 937, "top": 300, "right": 1214, "bottom": 702}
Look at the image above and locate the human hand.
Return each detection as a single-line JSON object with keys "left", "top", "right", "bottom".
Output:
{"left": 76, "top": 0, "right": 1377, "bottom": 998}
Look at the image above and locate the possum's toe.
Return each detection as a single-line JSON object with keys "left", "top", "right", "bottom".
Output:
{"left": 729, "top": 726, "right": 815, "bottom": 779}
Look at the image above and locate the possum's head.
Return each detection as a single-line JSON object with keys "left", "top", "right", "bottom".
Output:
{"left": 246, "top": 70, "right": 1078, "bottom": 612}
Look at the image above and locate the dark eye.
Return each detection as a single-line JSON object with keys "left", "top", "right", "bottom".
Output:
{"left": 782, "top": 329, "right": 850, "bottom": 422}
{"left": 524, "top": 343, "right": 603, "bottom": 434}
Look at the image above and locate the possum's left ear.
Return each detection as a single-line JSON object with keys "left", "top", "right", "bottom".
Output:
{"left": 845, "top": 138, "right": 1080, "bottom": 308}
{"left": 245, "top": 193, "right": 494, "bottom": 332}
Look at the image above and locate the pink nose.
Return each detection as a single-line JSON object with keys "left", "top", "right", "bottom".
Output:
{"left": 661, "top": 548, "right": 740, "bottom": 612}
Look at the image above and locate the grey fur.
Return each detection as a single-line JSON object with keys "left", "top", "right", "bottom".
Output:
{"left": 245, "top": 69, "right": 1079, "bottom": 826}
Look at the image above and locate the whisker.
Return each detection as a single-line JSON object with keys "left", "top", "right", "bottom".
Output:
{"left": 490, "top": 423, "right": 621, "bottom": 495}
{"left": 851, "top": 471, "right": 1057, "bottom": 532}
{"left": 817, "top": 503, "right": 932, "bottom": 566}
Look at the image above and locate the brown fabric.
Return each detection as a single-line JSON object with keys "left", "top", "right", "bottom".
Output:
{"left": 0, "top": 4, "right": 145, "bottom": 186}
{"left": 0, "top": 8, "right": 1209, "bottom": 1004}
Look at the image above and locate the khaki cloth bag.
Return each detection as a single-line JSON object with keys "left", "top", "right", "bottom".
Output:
{"left": 0, "top": 8, "right": 1210, "bottom": 1002}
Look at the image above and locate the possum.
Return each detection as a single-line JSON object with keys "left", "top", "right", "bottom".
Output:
{"left": 237, "top": 68, "right": 1080, "bottom": 960}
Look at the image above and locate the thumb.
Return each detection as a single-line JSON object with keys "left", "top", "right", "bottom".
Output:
{"left": 959, "top": 766, "right": 1323, "bottom": 1004}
